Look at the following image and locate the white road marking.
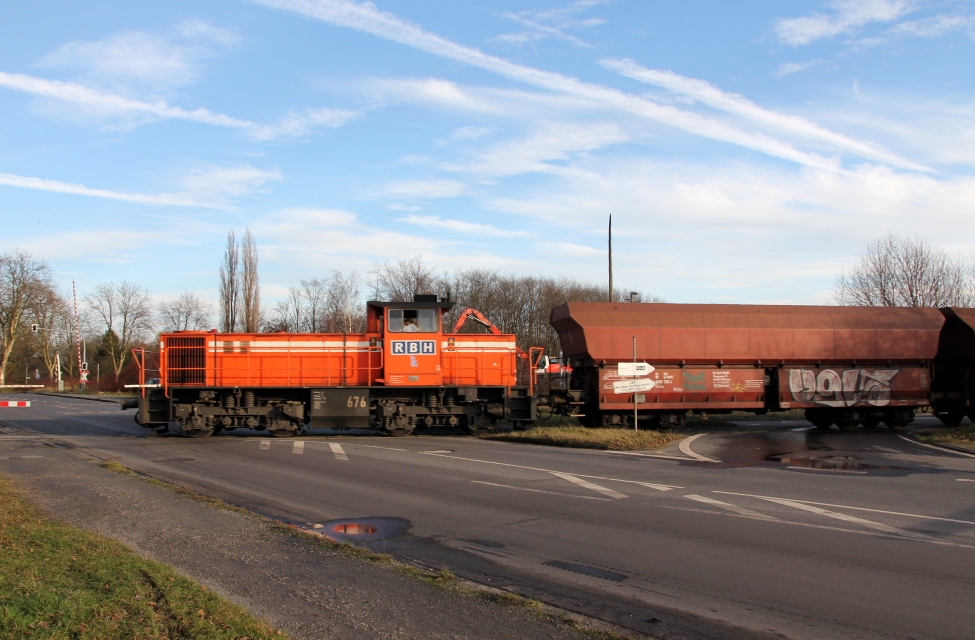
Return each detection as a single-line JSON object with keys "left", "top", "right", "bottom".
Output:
{"left": 757, "top": 496, "right": 932, "bottom": 540}
{"left": 684, "top": 494, "right": 779, "bottom": 520}
{"left": 293, "top": 441, "right": 305, "bottom": 454}
{"left": 958, "top": 479, "right": 975, "bottom": 482}
{"left": 714, "top": 490, "right": 975, "bottom": 526}
{"left": 786, "top": 466, "right": 868, "bottom": 475}
{"left": 471, "top": 480, "right": 611, "bottom": 500}
{"left": 678, "top": 434, "right": 718, "bottom": 462}
{"left": 356, "top": 444, "right": 408, "bottom": 452}
{"left": 550, "top": 471, "right": 628, "bottom": 499}
{"left": 608, "top": 451, "right": 695, "bottom": 462}
{"left": 329, "top": 442, "right": 348, "bottom": 461}
{"left": 897, "top": 436, "right": 975, "bottom": 459}
{"left": 418, "top": 451, "right": 684, "bottom": 490}
{"left": 636, "top": 482, "right": 677, "bottom": 492}
{"left": 259, "top": 439, "right": 270, "bottom": 450}
{"left": 790, "top": 426, "right": 815, "bottom": 431}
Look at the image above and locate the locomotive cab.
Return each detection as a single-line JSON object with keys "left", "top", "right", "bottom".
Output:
{"left": 367, "top": 297, "right": 451, "bottom": 386}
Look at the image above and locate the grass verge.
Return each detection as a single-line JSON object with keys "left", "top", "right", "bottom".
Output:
{"left": 916, "top": 424, "right": 975, "bottom": 447}
{"left": 483, "top": 426, "right": 683, "bottom": 451}
{"left": 0, "top": 474, "right": 286, "bottom": 639}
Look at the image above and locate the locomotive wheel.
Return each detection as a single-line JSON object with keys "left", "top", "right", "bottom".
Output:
{"left": 464, "top": 415, "right": 497, "bottom": 436}
{"left": 269, "top": 427, "right": 299, "bottom": 437}
{"left": 385, "top": 426, "right": 415, "bottom": 437}
{"left": 385, "top": 414, "right": 414, "bottom": 437}
{"left": 183, "top": 427, "right": 214, "bottom": 438}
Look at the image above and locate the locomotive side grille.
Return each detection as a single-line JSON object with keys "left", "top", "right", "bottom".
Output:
{"left": 167, "top": 337, "right": 206, "bottom": 385}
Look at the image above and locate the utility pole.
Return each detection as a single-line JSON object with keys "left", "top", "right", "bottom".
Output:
{"left": 608, "top": 214, "right": 614, "bottom": 303}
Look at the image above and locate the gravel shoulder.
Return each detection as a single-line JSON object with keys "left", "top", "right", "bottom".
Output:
{"left": 0, "top": 436, "right": 604, "bottom": 640}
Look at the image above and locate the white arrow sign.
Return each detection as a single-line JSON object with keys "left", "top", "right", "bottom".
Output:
{"left": 613, "top": 379, "right": 656, "bottom": 394}
{"left": 618, "top": 362, "right": 654, "bottom": 377}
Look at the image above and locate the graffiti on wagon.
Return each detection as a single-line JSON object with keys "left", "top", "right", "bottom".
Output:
{"left": 788, "top": 368, "right": 899, "bottom": 408}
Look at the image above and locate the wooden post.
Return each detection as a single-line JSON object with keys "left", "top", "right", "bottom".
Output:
{"left": 608, "top": 214, "right": 614, "bottom": 303}
{"left": 633, "top": 336, "right": 638, "bottom": 431}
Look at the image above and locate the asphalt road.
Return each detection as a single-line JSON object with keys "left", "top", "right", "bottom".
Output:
{"left": 2, "top": 392, "right": 975, "bottom": 640}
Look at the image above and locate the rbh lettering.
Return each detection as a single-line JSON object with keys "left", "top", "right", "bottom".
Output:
{"left": 391, "top": 340, "right": 436, "bottom": 355}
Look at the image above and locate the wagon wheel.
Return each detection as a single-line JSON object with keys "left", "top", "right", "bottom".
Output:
{"left": 862, "top": 414, "right": 882, "bottom": 429}
{"left": 937, "top": 409, "right": 966, "bottom": 427}
{"left": 884, "top": 410, "right": 915, "bottom": 431}
{"left": 804, "top": 409, "right": 834, "bottom": 430}
{"left": 835, "top": 412, "right": 860, "bottom": 431}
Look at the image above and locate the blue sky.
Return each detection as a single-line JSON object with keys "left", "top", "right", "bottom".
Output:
{"left": 1, "top": 0, "right": 974, "bottom": 307}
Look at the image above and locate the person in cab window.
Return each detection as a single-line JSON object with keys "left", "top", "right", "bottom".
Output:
{"left": 403, "top": 318, "right": 419, "bottom": 332}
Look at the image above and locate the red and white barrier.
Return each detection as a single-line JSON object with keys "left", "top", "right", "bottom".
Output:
{"left": 0, "top": 401, "right": 30, "bottom": 407}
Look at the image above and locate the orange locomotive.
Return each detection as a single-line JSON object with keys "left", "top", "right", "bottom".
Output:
{"left": 134, "top": 297, "right": 536, "bottom": 437}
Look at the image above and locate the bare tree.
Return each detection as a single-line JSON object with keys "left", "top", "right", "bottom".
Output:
{"left": 85, "top": 281, "right": 153, "bottom": 382}
{"left": 301, "top": 278, "right": 329, "bottom": 332}
{"left": 270, "top": 286, "right": 305, "bottom": 332}
{"left": 0, "top": 252, "right": 53, "bottom": 385}
{"left": 834, "top": 234, "right": 974, "bottom": 307}
{"left": 157, "top": 293, "right": 213, "bottom": 332}
{"left": 28, "top": 285, "right": 72, "bottom": 381}
{"left": 325, "top": 271, "right": 364, "bottom": 332}
{"left": 219, "top": 230, "right": 240, "bottom": 332}
{"left": 241, "top": 228, "right": 262, "bottom": 332}
{"left": 376, "top": 255, "right": 436, "bottom": 301}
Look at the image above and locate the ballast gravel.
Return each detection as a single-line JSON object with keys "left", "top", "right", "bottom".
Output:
{"left": 0, "top": 438, "right": 598, "bottom": 640}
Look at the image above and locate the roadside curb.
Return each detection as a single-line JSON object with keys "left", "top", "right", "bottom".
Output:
{"left": 900, "top": 435, "right": 975, "bottom": 459}
{"left": 34, "top": 392, "right": 130, "bottom": 405}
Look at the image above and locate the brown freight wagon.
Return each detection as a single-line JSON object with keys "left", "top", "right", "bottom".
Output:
{"left": 550, "top": 303, "right": 944, "bottom": 430}
{"left": 932, "top": 307, "right": 975, "bottom": 425}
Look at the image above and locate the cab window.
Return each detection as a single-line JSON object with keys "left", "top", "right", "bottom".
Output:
{"left": 388, "top": 309, "right": 438, "bottom": 333}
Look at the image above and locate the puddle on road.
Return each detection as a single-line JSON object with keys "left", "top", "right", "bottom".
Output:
{"left": 770, "top": 455, "right": 910, "bottom": 471}
{"left": 307, "top": 516, "right": 412, "bottom": 544}
{"left": 704, "top": 429, "right": 938, "bottom": 476}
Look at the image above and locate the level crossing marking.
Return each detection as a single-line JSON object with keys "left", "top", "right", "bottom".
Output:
{"left": 713, "top": 491, "right": 975, "bottom": 526}
{"left": 550, "top": 471, "right": 628, "bottom": 499}
{"left": 417, "top": 451, "right": 683, "bottom": 490}
{"left": 259, "top": 439, "right": 270, "bottom": 450}
{"left": 293, "top": 441, "right": 305, "bottom": 454}
{"left": 329, "top": 442, "right": 348, "bottom": 461}
{"left": 0, "top": 401, "right": 30, "bottom": 407}
{"left": 678, "top": 434, "right": 718, "bottom": 462}
{"left": 471, "top": 480, "right": 612, "bottom": 500}
{"left": 684, "top": 494, "right": 779, "bottom": 520}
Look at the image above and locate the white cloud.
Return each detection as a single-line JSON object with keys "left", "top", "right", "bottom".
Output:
{"left": 775, "top": 60, "right": 820, "bottom": 77}
{"left": 177, "top": 166, "right": 282, "bottom": 206}
{"left": 249, "top": 107, "right": 360, "bottom": 139}
{"left": 251, "top": 0, "right": 842, "bottom": 171}
{"left": 0, "top": 165, "right": 280, "bottom": 209}
{"left": 775, "top": 0, "right": 917, "bottom": 46}
{"left": 36, "top": 22, "right": 240, "bottom": 91}
{"left": 380, "top": 179, "right": 466, "bottom": 200}
{"left": 399, "top": 214, "right": 532, "bottom": 237}
{"left": 255, "top": 208, "right": 439, "bottom": 269}
{"left": 602, "top": 58, "right": 931, "bottom": 172}
{"left": 891, "top": 13, "right": 975, "bottom": 38}
{"left": 450, "top": 126, "right": 491, "bottom": 141}
{"left": 0, "top": 71, "right": 358, "bottom": 139}
{"left": 452, "top": 122, "right": 628, "bottom": 177}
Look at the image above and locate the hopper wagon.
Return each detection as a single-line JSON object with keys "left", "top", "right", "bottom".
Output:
{"left": 549, "top": 303, "right": 946, "bottom": 430}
